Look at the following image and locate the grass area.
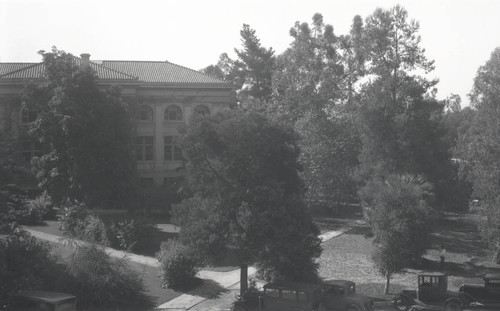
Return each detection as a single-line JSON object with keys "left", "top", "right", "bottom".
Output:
{"left": 318, "top": 211, "right": 500, "bottom": 300}
{"left": 27, "top": 209, "right": 500, "bottom": 310}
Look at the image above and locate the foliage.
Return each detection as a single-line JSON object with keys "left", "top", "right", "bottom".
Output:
{"left": 0, "top": 229, "right": 64, "bottom": 301}
{"left": 65, "top": 243, "right": 153, "bottom": 310}
{"left": 233, "top": 24, "right": 275, "bottom": 102}
{"left": 156, "top": 239, "right": 199, "bottom": 289}
{"left": 457, "top": 47, "right": 500, "bottom": 248}
{"left": 355, "top": 6, "right": 457, "bottom": 211}
{"left": 271, "top": 14, "right": 362, "bottom": 208}
{"left": 173, "top": 109, "right": 321, "bottom": 282}
{"left": 25, "top": 47, "right": 137, "bottom": 208}
{"left": 58, "top": 201, "right": 109, "bottom": 245}
{"left": 138, "top": 180, "right": 187, "bottom": 215}
{"left": 0, "top": 130, "right": 32, "bottom": 233}
{"left": 107, "top": 219, "right": 157, "bottom": 252}
{"left": 360, "top": 174, "right": 434, "bottom": 293}
{"left": 202, "top": 24, "right": 274, "bottom": 103}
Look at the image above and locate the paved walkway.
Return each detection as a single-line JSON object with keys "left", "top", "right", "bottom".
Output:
{"left": 26, "top": 223, "right": 355, "bottom": 311}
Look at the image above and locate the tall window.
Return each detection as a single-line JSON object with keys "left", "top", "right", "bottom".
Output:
{"left": 137, "top": 105, "right": 153, "bottom": 121}
{"left": 135, "top": 136, "right": 154, "bottom": 161}
{"left": 164, "top": 105, "right": 182, "bottom": 121}
{"left": 21, "top": 107, "right": 37, "bottom": 124}
{"left": 164, "top": 136, "right": 182, "bottom": 161}
{"left": 21, "top": 139, "right": 42, "bottom": 162}
{"left": 194, "top": 105, "right": 210, "bottom": 116}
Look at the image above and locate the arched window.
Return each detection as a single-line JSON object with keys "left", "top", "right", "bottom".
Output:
{"left": 164, "top": 105, "right": 183, "bottom": 121}
{"left": 137, "top": 105, "right": 153, "bottom": 121}
{"left": 194, "top": 105, "right": 210, "bottom": 116}
{"left": 20, "top": 107, "right": 37, "bottom": 124}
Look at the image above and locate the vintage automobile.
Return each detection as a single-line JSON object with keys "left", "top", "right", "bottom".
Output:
{"left": 392, "top": 272, "right": 463, "bottom": 311}
{"left": 458, "top": 273, "right": 500, "bottom": 309}
{"left": 4, "top": 291, "right": 76, "bottom": 311}
{"left": 231, "top": 279, "right": 374, "bottom": 311}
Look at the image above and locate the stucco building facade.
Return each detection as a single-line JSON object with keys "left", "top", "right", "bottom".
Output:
{"left": 0, "top": 53, "right": 235, "bottom": 186}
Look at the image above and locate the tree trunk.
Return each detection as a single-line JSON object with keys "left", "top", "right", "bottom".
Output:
{"left": 384, "top": 272, "right": 391, "bottom": 294}
{"left": 240, "top": 264, "right": 248, "bottom": 298}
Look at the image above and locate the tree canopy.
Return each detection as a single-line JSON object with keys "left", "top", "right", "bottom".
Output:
{"left": 457, "top": 47, "right": 500, "bottom": 247}
{"left": 172, "top": 109, "right": 321, "bottom": 282}
{"left": 360, "top": 174, "right": 434, "bottom": 294}
{"left": 25, "top": 47, "right": 137, "bottom": 207}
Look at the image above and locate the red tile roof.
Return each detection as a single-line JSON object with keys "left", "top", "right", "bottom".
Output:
{"left": 0, "top": 55, "right": 230, "bottom": 86}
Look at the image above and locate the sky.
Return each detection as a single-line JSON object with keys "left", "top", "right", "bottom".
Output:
{"left": 1, "top": 0, "right": 500, "bottom": 106}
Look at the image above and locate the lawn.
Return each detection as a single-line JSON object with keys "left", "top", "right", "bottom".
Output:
{"left": 192, "top": 211, "right": 500, "bottom": 310}
{"left": 318, "top": 211, "right": 500, "bottom": 299}
{"left": 28, "top": 209, "right": 500, "bottom": 310}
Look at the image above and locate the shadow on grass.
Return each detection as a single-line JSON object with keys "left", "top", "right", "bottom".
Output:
{"left": 430, "top": 215, "right": 487, "bottom": 258}
{"left": 133, "top": 227, "right": 178, "bottom": 257}
{"left": 357, "top": 282, "right": 406, "bottom": 299}
{"left": 172, "top": 278, "right": 230, "bottom": 299}
{"left": 346, "top": 225, "right": 374, "bottom": 237}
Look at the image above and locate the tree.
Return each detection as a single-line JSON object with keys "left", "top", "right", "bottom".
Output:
{"left": 271, "top": 14, "right": 362, "bottom": 208}
{"left": 233, "top": 24, "right": 275, "bottom": 102}
{"left": 25, "top": 47, "right": 137, "bottom": 207}
{"left": 201, "top": 24, "right": 274, "bottom": 104}
{"left": 360, "top": 174, "right": 434, "bottom": 294}
{"left": 172, "top": 109, "right": 321, "bottom": 287}
{"left": 357, "top": 6, "right": 454, "bottom": 210}
{"left": 457, "top": 47, "right": 500, "bottom": 249}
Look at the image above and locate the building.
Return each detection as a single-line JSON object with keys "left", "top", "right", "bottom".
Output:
{"left": 0, "top": 53, "right": 235, "bottom": 186}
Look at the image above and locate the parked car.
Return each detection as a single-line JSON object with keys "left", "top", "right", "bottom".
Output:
{"left": 4, "top": 291, "right": 76, "bottom": 311}
{"left": 391, "top": 272, "right": 463, "bottom": 311}
{"left": 232, "top": 279, "right": 374, "bottom": 311}
{"left": 459, "top": 273, "right": 500, "bottom": 309}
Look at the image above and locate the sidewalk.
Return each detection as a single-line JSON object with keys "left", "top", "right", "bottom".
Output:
{"left": 26, "top": 224, "right": 354, "bottom": 310}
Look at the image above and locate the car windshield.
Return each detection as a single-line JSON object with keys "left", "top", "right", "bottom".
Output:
{"left": 348, "top": 285, "right": 356, "bottom": 295}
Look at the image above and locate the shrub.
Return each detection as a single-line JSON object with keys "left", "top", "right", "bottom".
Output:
{"left": 19, "top": 191, "right": 54, "bottom": 225}
{"left": 65, "top": 243, "right": 154, "bottom": 310}
{"left": 157, "top": 239, "right": 199, "bottom": 289}
{"left": 0, "top": 229, "right": 64, "bottom": 301}
{"left": 58, "top": 201, "right": 108, "bottom": 245}
{"left": 107, "top": 219, "right": 157, "bottom": 252}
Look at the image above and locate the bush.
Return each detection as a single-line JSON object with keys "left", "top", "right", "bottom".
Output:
{"left": 0, "top": 229, "right": 64, "bottom": 301}
{"left": 157, "top": 239, "right": 199, "bottom": 289}
{"left": 19, "top": 191, "right": 54, "bottom": 225}
{"left": 107, "top": 219, "right": 157, "bottom": 252}
{"left": 65, "top": 244, "right": 154, "bottom": 310}
{"left": 58, "top": 201, "right": 108, "bottom": 245}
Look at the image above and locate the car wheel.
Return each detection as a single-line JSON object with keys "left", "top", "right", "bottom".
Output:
{"left": 315, "top": 302, "right": 327, "bottom": 311}
{"left": 444, "top": 299, "right": 462, "bottom": 311}
{"left": 393, "top": 295, "right": 412, "bottom": 311}
{"left": 231, "top": 301, "right": 249, "bottom": 311}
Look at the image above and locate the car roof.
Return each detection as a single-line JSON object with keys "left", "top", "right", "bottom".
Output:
{"left": 323, "top": 280, "right": 356, "bottom": 287}
{"left": 484, "top": 273, "right": 500, "bottom": 280}
{"left": 418, "top": 272, "right": 447, "bottom": 277}
{"left": 10, "top": 291, "right": 76, "bottom": 303}
{"left": 264, "top": 281, "right": 323, "bottom": 293}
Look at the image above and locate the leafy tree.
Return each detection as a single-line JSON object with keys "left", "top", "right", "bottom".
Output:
{"left": 357, "top": 6, "right": 454, "bottom": 210}
{"left": 360, "top": 174, "right": 434, "bottom": 294}
{"left": 457, "top": 47, "right": 500, "bottom": 248}
{"left": 25, "top": 47, "right": 137, "bottom": 208}
{"left": 271, "top": 14, "right": 362, "bottom": 208}
{"left": 172, "top": 110, "right": 321, "bottom": 286}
